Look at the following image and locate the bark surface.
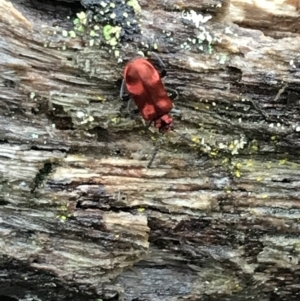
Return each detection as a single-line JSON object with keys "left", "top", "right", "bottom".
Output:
{"left": 1, "top": 0, "right": 300, "bottom": 300}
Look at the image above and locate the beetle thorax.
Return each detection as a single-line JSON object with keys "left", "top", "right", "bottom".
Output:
{"left": 125, "top": 59, "right": 160, "bottom": 95}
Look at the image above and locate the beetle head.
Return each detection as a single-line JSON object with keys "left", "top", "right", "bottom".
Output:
{"left": 154, "top": 114, "right": 173, "bottom": 133}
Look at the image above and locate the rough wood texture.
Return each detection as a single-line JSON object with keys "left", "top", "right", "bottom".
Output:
{"left": 1, "top": 0, "right": 300, "bottom": 300}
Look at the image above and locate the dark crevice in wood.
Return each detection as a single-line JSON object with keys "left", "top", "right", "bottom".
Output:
{"left": 0, "top": 296, "right": 18, "bottom": 301}
{"left": 31, "top": 162, "right": 53, "bottom": 193}
{"left": 0, "top": 199, "right": 10, "bottom": 206}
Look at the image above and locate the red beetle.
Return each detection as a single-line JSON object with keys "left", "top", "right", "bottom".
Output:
{"left": 120, "top": 53, "right": 181, "bottom": 167}
{"left": 120, "top": 54, "right": 178, "bottom": 133}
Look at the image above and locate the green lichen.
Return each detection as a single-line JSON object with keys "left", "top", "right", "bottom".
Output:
{"left": 248, "top": 140, "right": 259, "bottom": 154}
{"left": 60, "top": 205, "right": 67, "bottom": 211}
{"left": 56, "top": 202, "right": 73, "bottom": 222}
{"left": 247, "top": 160, "right": 253, "bottom": 167}
{"left": 57, "top": 215, "right": 67, "bottom": 222}
{"left": 232, "top": 162, "right": 243, "bottom": 178}
{"left": 77, "top": 11, "right": 87, "bottom": 24}
{"left": 69, "top": 30, "right": 76, "bottom": 38}
{"left": 127, "top": 0, "right": 141, "bottom": 13}
{"left": 236, "top": 162, "right": 242, "bottom": 169}
{"left": 235, "top": 170, "right": 241, "bottom": 178}
{"left": 111, "top": 117, "right": 121, "bottom": 125}
{"left": 103, "top": 25, "right": 122, "bottom": 46}
{"left": 97, "top": 95, "right": 107, "bottom": 102}
{"left": 279, "top": 158, "right": 287, "bottom": 165}
{"left": 72, "top": 0, "right": 141, "bottom": 51}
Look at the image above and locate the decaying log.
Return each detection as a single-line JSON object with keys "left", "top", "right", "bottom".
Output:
{"left": 1, "top": 0, "right": 300, "bottom": 300}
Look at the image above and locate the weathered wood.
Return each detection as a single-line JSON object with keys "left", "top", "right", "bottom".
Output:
{"left": 1, "top": 0, "right": 300, "bottom": 300}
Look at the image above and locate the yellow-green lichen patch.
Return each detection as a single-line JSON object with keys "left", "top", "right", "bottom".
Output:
{"left": 209, "top": 150, "right": 218, "bottom": 157}
{"left": 222, "top": 157, "right": 229, "bottom": 165}
{"left": 69, "top": 30, "right": 76, "bottom": 38}
{"left": 56, "top": 201, "right": 73, "bottom": 222}
{"left": 103, "top": 24, "right": 122, "bottom": 46}
{"left": 236, "top": 162, "right": 243, "bottom": 169}
{"left": 224, "top": 187, "right": 231, "bottom": 194}
{"left": 279, "top": 158, "right": 287, "bottom": 165}
{"left": 234, "top": 170, "right": 241, "bottom": 178}
{"left": 232, "top": 162, "right": 243, "bottom": 178}
{"left": 248, "top": 139, "right": 259, "bottom": 154}
{"left": 191, "top": 136, "right": 200, "bottom": 144}
{"left": 271, "top": 135, "right": 277, "bottom": 141}
{"left": 72, "top": 11, "right": 87, "bottom": 33}
{"left": 97, "top": 95, "right": 107, "bottom": 102}
{"left": 60, "top": 205, "right": 67, "bottom": 211}
{"left": 247, "top": 160, "right": 253, "bottom": 167}
{"left": 77, "top": 0, "right": 141, "bottom": 49}
{"left": 57, "top": 215, "right": 67, "bottom": 222}
{"left": 127, "top": 0, "right": 141, "bottom": 14}
{"left": 110, "top": 117, "right": 121, "bottom": 125}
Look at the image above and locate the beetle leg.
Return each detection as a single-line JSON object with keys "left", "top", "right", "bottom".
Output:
{"left": 126, "top": 98, "right": 132, "bottom": 113}
{"left": 147, "top": 136, "right": 163, "bottom": 169}
{"left": 150, "top": 52, "right": 167, "bottom": 78}
{"left": 127, "top": 99, "right": 139, "bottom": 116}
{"left": 120, "top": 79, "right": 125, "bottom": 99}
{"left": 127, "top": 98, "right": 139, "bottom": 115}
{"left": 120, "top": 79, "right": 131, "bottom": 102}
{"left": 166, "top": 87, "right": 178, "bottom": 100}
{"left": 170, "top": 108, "right": 181, "bottom": 116}
{"left": 128, "top": 109, "right": 140, "bottom": 117}
{"left": 160, "top": 69, "right": 167, "bottom": 78}
{"left": 172, "top": 129, "right": 191, "bottom": 142}
{"left": 145, "top": 121, "right": 153, "bottom": 129}
{"left": 150, "top": 52, "right": 166, "bottom": 69}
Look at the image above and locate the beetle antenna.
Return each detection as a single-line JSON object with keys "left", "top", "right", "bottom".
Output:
{"left": 149, "top": 52, "right": 166, "bottom": 69}
{"left": 147, "top": 136, "right": 163, "bottom": 168}
{"left": 147, "top": 130, "right": 197, "bottom": 168}
{"left": 171, "top": 129, "right": 195, "bottom": 144}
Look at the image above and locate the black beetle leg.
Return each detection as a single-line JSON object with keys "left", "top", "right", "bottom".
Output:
{"left": 126, "top": 99, "right": 140, "bottom": 117}
{"left": 166, "top": 87, "right": 178, "bottom": 100}
{"left": 149, "top": 52, "right": 167, "bottom": 78}
{"left": 150, "top": 52, "right": 166, "bottom": 69}
{"left": 145, "top": 121, "right": 153, "bottom": 130}
{"left": 170, "top": 108, "right": 181, "bottom": 116}
{"left": 120, "top": 79, "right": 131, "bottom": 102}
